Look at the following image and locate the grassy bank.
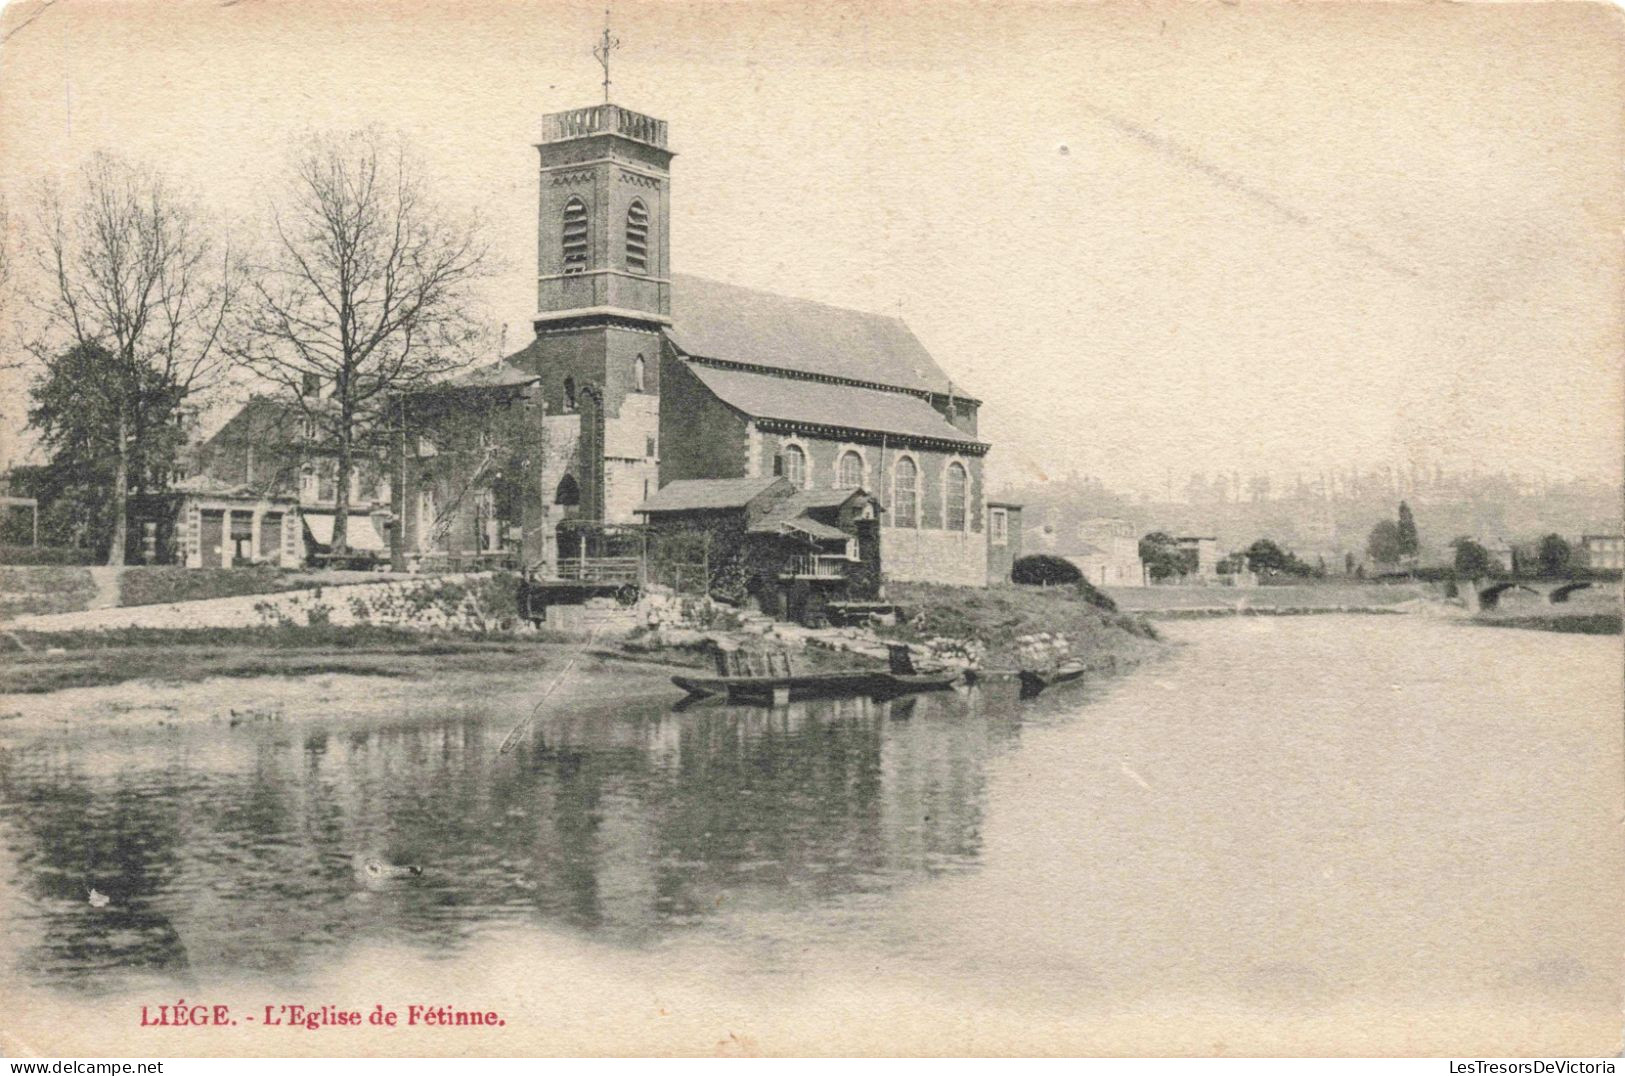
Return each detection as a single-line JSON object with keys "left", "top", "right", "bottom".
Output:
{"left": 878, "top": 581, "right": 1162, "bottom": 670}
{"left": 1468, "top": 613, "right": 1622, "bottom": 635}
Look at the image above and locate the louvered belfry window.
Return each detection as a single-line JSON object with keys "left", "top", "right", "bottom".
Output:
{"left": 562, "top": 197, "right": 589, "bottom": 274}
{"left": 625, "top": 200, "right": 649, "bottom": 274}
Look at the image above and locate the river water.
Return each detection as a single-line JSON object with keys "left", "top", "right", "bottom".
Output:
{"left": 1, "top": 616, "right": 1620, "bottom": 1054}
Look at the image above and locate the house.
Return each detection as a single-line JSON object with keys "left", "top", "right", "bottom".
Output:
{"left": 157, "top": 476, "right": 304, "bottom": 568}
{"left": 985, "top": 501, "right": 1022, "bottom": 584}
{"left": 390, "top": 101, "right": 994, "bottom": 589}
{"left": 1580, "top": 532, "right": 1624, "bottom": 571}
{"left": 1174, "top": 536, "right": 1220, "bottom": 578}
{"left": 1074, "top": 517, "right": 1146, "bottom": 587}
{"left": 156, "top": 388, "right": 396, "bottom": 567}
{"left": 633, "top": 475, "right": 883, "bottom": 622}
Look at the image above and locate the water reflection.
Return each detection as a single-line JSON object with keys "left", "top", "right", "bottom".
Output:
{"left": 0, "top": 687, "right": 1022, "bottom": 992}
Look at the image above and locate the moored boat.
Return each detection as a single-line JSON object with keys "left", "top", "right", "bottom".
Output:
{"left": 672, "top": 643, "right": 960, "bottom": 705}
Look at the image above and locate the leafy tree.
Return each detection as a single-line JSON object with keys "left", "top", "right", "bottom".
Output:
{"left": 233, "top": 130, "right": 492, "bottom": 555}
{"left": 1452, "top": 537, "right": 1494, "bottom": 577}
{"left": 1138, "top": 531, "right": 1184, "bottom": 582}
{"left": 1396, "top": 501, "right": 1419, "bottom": 557}
{"left": 1245, "top": 538, "right": 1290, "bottom": 576}
{"left": 27, "top": 343, "right": 190, "bottom": 556}
{"left": 1013, "top": 553, "right": 1082, "bottom": 587}
{"left": 1366, "top": 519, "right": 1405, "bottom": 564}
{"left": 1536, "top": 533, "right": 1573, "bottom": 577}
{"left": 25, "top": 154, "right": 239, "bottom": 564}
{"left": 1246, "top": 538, "right": 1315, "bottom": 578}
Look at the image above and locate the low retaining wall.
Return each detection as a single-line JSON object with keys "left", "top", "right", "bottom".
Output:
{"left": 7, "top": 574, "right": 505, "bottom": 633}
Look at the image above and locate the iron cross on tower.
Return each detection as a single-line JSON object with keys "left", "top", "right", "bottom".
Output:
{"left": 592, "top": 6, "right": 620, "bottom": 103}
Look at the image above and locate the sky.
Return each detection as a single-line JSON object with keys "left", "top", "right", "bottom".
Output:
{"left": 1, "top": 0, "right": 1621, "bottom": 499}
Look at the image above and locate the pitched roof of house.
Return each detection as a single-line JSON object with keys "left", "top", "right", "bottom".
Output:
{"left": 669, "top": 274, "right": 966, "bottom": 398}
{"left": 684, "top": 362, "right": 983, "bottom": 449}
{"left": 635, "top": 475, "right": 786, "bottom": 513}
{"left": 748, "top": 487, "right": 878, "bottom": 537}
{"left": 775, "top": 488, "right": 873, "bottom": 512}
{"left": 749, "top": 515, "right": 850, "bottom": 542}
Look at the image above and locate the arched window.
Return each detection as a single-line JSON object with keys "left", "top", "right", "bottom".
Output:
{"left": 633, "top": 354, "right": 646, "bottom": 392}
{"left": 945, "top": 462, "right": 968, "bottom": 531}
{"left": 554, "top": 474, "right": 580, "bottom": 506}
{"left": 838, "top": 450, "right": 864, "bottom": 489}
{"left": 625, "top": 200, "right": 649, "bottom": 274}
{"left": 563, "top": 376, "right": 577, "bottom": 412}
{"left": 893, "top": 456, "right": 918, "bottom": 528}
{"left": 561, "top": 197, "right": 588, "bottom": 274}
{"left": 779, "top": 444, "right": 806, "bottom": 488}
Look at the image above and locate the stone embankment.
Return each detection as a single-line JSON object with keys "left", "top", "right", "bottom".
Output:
{"left": 5, "top": 575, "right": 504, "bottom": 634}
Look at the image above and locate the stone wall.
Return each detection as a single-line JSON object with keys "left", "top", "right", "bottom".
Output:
{"left": 7, "top": 574, "right": 511, "bottom": 634}
{"left": 882, "top": 526, "right": 990, "bottom": 588}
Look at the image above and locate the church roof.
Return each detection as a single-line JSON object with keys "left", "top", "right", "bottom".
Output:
{"left": 635, "top": 475, "right": 787, "bottom": 513}
{"left": 684, "top": 362, "right": 983, "bottom": 449}
{"left": 668, "top": 274, "right": 967, "bottom": 398}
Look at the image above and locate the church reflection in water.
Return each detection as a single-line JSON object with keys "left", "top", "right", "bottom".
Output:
{"left": 0, "top": 689, "right": 1024, "bottom": 991}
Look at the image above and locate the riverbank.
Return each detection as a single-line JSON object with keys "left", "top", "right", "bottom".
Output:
{"left": 1105, "top": 581, "right": 1430, "bottom": 617}
{"left": 0, "top": 581, "right": 1168, "bottom": 731}
{"left": 0, "top": 631, "right": 698, "bottom": 736}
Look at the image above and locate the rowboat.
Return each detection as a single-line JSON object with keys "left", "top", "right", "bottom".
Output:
{"left": 672, "top": 643, "right": 960, "bottom": 705}
{"left": 1018, "top": 662, "right": 1086, "bottom": 699}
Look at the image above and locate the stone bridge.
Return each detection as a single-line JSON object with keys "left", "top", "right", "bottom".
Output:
{"left": 1463, "top": 579, "right": 1598, "bottom": 612}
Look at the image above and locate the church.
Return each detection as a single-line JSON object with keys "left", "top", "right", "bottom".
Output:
{"left": 392, "top": 101, "right": 1000, "bottom": 590}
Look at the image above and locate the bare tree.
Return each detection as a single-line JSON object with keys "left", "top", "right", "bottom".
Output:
{"left": 234, "top": 129, "right": 492, "bottom": 555}
{"left": 26, "top": 153, "right": 239, "bottom": 564}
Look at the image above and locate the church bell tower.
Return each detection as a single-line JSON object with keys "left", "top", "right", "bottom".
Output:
{"left": 524, "top": 100, "right": 672, "bottom": 541}
{"left": 535, "top": 104, "right": 673, "bottom": 332}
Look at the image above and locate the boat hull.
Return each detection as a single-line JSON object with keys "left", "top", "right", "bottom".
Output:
{"left": 673, "top": 669, "right": 959, "bottom": 705}
{"left": 1018, "top": 663, "right": 1087, "bottom": 699}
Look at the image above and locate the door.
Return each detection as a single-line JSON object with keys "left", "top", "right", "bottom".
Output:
{"left": 200, "top": 510, "right": 225, "bottom": 568}
{"left": 230, "top": 511, "right": 255, "bottom": 566}
{"left": 260, "top": 513, "right": 283, "bottom": 565}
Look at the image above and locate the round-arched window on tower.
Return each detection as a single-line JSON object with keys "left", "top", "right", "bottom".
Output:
{"left": 625, "top": 200, "right": 649, "bottom": 274}
{"left": 633, "top": 354, "right": 647, "bottom": 392}
{"left": 838, "top": 450, "right": 864, "bottom": 489}
{"left": 562, "top": 197, "right": 588, "bottom": 274}
{"left": 554, "top": 474, "right": 580, "bottom": 507}
{"left": 779, "top": 444, "right": 807, "bottom": 488}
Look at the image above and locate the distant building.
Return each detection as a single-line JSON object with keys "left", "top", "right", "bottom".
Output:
{"left": 1073, "top": 517, "right": 1146, "bottom": 587}
{"left": 986, "top": 501, "right": 1022, "bottom": 584}
{"left": 1580, "top": 532, "right": 1624, "bottom": 571}
{"left": 1483, "top": 539, "right": 1516, "bottom": 573}
{"left": 1174, "top": 535, "right": 1219, "bottom": 578}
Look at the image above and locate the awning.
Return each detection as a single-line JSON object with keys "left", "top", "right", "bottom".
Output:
{"left": 749, "top": 515, "right": 850, "bottom": 543}
{"left": 302, "top": 512, "right": 386, "bottom": 551}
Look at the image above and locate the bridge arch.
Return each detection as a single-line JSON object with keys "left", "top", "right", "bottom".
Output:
{"left": 1477, "top": 581, "right": 1540, "bottom": 610}
{"left": 1549, "top": 581, "right": 1594, "bottom": 604}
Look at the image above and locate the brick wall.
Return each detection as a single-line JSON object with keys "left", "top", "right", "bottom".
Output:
{"left": 657, "top": 353, "right": 751, "bottom": 484}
